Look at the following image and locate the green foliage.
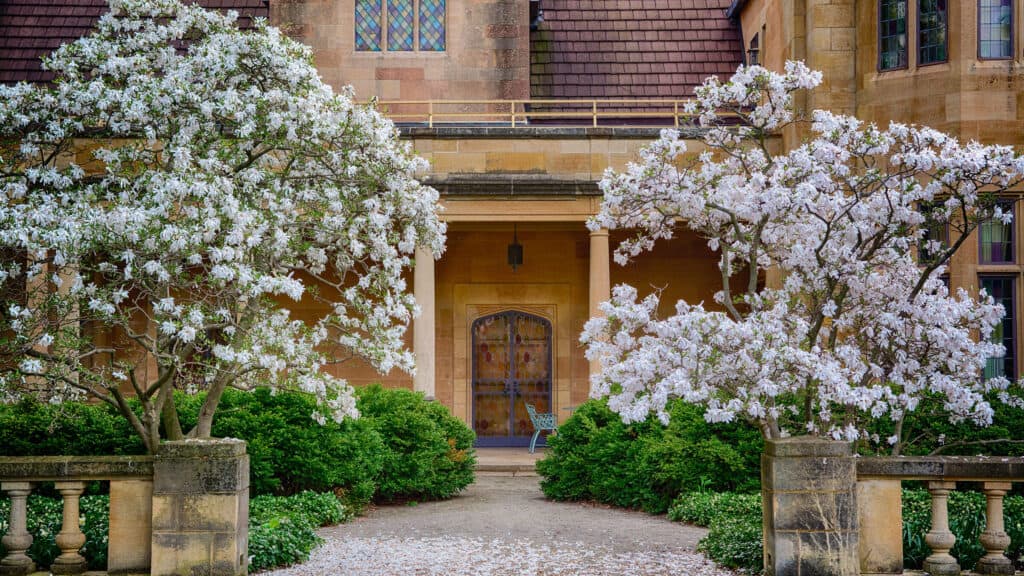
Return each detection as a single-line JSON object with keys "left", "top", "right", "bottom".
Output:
{"left": 0, "top": 386, "right": 475, "bottom": 507}
{"left": 0, "top": 398, "right": 144, "bottom": 457}
{"left": 176, "top": 388, "right": 385, "bottom": 507}
{"left": 0, "top": 495, "right": 110, "bottom": 570}
{"left": 354, "top": 384, "right": 476, "bottom": 502}
{"left": 669, "top": 492, "right": 764, "bottom": 574}
{"left": 537, "top": 399, "right": 762, "bottom": 514}
{"left": 247, "top": 491, "right": 352, "bottom": 571}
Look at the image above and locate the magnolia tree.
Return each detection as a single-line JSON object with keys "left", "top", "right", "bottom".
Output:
{"left": 583, "top": 62, "right": 1024, "bottom": 449}
{"left": 0, "top": 0, "right": 444, "bottom": 453}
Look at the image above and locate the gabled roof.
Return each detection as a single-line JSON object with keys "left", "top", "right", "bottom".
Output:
{"left": 530, "top": 0, "right": 743, "bottom": 99}
{"left": 0, "top": 0, "right": 268, "bottom": 84}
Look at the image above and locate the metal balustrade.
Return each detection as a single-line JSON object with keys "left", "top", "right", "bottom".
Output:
{"left": 368, "top": 98, "right": 740, "bottom": 128}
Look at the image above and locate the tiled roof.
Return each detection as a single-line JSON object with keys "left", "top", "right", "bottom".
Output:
{"left": 530, "top": 0, "right": 743, "bottom": 100}
{"left": 0, "top": 0, "right": 269, "bottom": 84}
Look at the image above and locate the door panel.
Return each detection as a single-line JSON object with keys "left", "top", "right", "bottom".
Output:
{"left": 471, "top": 311, "right": 552, "bottom": 447}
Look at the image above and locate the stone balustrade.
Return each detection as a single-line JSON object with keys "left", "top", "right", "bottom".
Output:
{"left": 0, "top": 455, "right": 155, "bottom": 576}
{"left": 0, "top": 440, "right": 249, "bottom": 576}
{"left": 856, "top": 456, "right": 1024, "bottom": 576}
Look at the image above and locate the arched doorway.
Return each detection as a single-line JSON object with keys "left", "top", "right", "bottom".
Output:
{"left": 471, "top": 310, "right": 553, "bottom": 447}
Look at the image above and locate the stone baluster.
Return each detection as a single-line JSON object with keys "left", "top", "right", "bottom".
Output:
{"left": 50, "top": 481, "right": 88, "bottom": 575}
{"left": 0, "top": 482, "right": 35, "bottom": 576}
{"left": 923, "top": 481, "right": 960, "bottom": 576}
{"left": 977, "top": 481, "right": 1014, "bottom": 575}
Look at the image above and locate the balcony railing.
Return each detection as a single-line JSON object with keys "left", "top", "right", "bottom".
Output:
{"left": 369, "top": 99, "right": 737, "bottom": 128}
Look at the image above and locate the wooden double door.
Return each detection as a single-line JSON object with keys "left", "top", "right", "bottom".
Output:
{"left": 471, "top": 311, "right": 553, "bottom": 447}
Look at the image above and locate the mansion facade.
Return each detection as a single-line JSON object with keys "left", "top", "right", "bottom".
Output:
{"left": 2, "top": 0, "right": 1023, "bottom": 446}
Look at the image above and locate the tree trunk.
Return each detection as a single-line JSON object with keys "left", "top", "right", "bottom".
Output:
{"left": 189, "top": 379, "right": 228, "bottom": 439}
{"left": 161, "top": 386, "right": 184, "bottom": 441}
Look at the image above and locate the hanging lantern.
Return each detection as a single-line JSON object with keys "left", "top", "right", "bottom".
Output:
{"left": 507, "top": 224, "right": 523, "bottom": 272}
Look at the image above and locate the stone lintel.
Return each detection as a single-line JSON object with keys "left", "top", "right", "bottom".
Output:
{"left": 0, "top": 456, "right": 153, "bottom": 482}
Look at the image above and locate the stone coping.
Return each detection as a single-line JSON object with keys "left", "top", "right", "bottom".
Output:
{"left": 764, "top": 437, "right": 854, "bottom": 457}
{"left": 0, "top": 455, "right": 154, "bottom": 481}
{"left": 426, "top": 175, "right": 600, "bottom": 196}
{"left": 399, "top": 125, "right": 706, "bottom": 140}
{"left": 857, "top": 456, "right": 1024, "bottom": 481}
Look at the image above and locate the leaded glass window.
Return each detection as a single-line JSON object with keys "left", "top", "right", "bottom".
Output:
{"left": 981, "top": 276, "right": 1016, "bottom": 381}
{"left": 879, "top": 0, "right": 907, "bottom": 70}
{"left": 355, "top": 0, "right": 383, "bottom": 51}
{"left": 355, "top": 0, "right": 445, "bottom": 52}
{"left": 980, "top": 201, "right": 1015, "bottom": 264}
{"left": 918, "top": 0, "right": 947, "bottom": 65}
{"left": 979, "top": 0, "right": 1013, "bottom": 59}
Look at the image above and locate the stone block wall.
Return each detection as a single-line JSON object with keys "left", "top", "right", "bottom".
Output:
{"left": 270, "top": 0, "right": 530, "bottom": 103}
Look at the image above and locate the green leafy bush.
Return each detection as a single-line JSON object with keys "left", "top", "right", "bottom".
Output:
{"left": 176, "top": 388, "right": 385, "bottom": 507}
{"left": 0, "top": 399, "right": 143, "bottom": 457}
{"left": 247, "top": 491, "right": 352, "bottom": 571}
{"left": 537, "top": 399, "right": 761, "bottom": 514}
{"left": 670, "top": 492, "right": 764, "bottom": 573}
{"left": 355, "top": 384, "right": 476, "bottom": 501}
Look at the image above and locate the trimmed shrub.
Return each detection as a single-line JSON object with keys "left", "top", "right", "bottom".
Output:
{"left": 0, "top": 399, "right": 143, "bottom": 457}
{"left": 537, "top": 399, "right": 761, "bottom": 514}
{"left": 355, "top": 384, "right": 476, "bottom": 501}
{"left": 176, "top": 388, "right": 385, "bottom": 507}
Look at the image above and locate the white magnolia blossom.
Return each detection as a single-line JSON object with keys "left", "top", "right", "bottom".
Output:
{"left": 584, "top": 61, "right": 1024, "bottom": 443}
{"left": 0, "top": 0, "right": 444, "bottom": 452}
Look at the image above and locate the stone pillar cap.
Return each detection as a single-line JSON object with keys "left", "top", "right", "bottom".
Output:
{"left": 765, "top": 436, "right": 853, "bottom": 457}
{"left": 156, "top": 438, "right": 247, "bottom": 459}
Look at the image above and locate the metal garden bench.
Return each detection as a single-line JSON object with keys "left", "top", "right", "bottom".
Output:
{"left": 525, "top": 403, "right": 557, "bottom": 454}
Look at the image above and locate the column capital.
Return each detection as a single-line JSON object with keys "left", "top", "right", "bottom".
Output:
{"left": 588, "top": 227, "right": 609, "bottom": 238}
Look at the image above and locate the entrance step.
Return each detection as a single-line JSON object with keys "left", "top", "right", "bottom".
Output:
{"left": 474, "top": 447, "right": 544, "bottom": 476}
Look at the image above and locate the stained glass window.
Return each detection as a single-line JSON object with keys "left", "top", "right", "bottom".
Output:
{"left": 981, "top": 276, "right": 1016, "bottom": 381}
{"left": 918, "top": 0, "right": 947, "bottom": 65}
{"left": 355, "top": 0, "right": 382, "bottom": 51}
{"left": 419, "top": 0, "right": 446, "bottom": 51}
{"left": 355, "top": 0, "right": 445, "bottom": 52}
{"left": 980, "top": 201, "right": 1015, "bottom": 264}
{"left": 979, "top": 0, "right": 1013, "bottom": 59}
{"left": 879, "top": 0, "right": 907, "bottom": 70}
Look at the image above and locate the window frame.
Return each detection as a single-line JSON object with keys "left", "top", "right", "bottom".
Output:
{"left": 355, "top": 0, "right": 446, "bottom": 53}
{"left": 878, "top": 0, "right": 910, "bottom": 71}
{"left": 917, "top": 0, "right": 949, "bottom": 66}
{"left": 979, "top": 200, "right": 1017, "bottom": 265}
{"left": 978, "top": 0, "right": 1015, "bottom": 60}
{"left": 980, "top": 274, "right": 1017, "bottom": 381}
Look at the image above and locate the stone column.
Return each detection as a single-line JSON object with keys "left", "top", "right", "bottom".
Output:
{"left": 587, "top": 228, "right": 611, "bottom": 379}
{"left": 0, "top": 482, "right": 34, "bottom": 576}
{"left": 151, "top": 439, "right": 249, "bottom": 576}
{"left": 856, "top": 479, "right": 903, "bottom": 576}
{"left": 923, "top": 481, "right": 960, "bottom": 576}
{"left": 977, "top": 481, "right": 1013, "bottom": 575}
{"left": 413, "top": 245, "right": 436, "bottom": 400}
{"left": 762, "top": 438, "right": 859, "bottom": 576}
{"left": 51, "top": 481, "right": 88, "bottom": 575}
{"left": 108, "top": 479, "right": 153, "bottom": 575}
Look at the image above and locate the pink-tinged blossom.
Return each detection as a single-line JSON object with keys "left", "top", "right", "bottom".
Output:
{"left": 0, "top": 0, "right": 444, "bottom": 451}
{"left": 584, "top": 62, "right": 1024, "bottom": 444}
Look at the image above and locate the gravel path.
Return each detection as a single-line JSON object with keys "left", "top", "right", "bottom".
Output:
{"left": 263, "top": 474, "right": 734, "bottom": 576}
